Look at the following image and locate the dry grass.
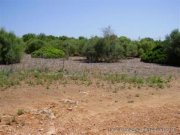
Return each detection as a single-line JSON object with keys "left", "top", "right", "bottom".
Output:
{"left": 0, "top": 55, "right": 180, "bottom": 77}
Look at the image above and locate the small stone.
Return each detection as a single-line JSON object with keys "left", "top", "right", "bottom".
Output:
{"left": 39, "top": 128, "right": 44, "bottom": 131}
{"left": 67, "top": 108, "right": 73, "bottom": 111}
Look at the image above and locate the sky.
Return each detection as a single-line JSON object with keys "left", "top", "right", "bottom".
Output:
{"left": 0, "top": 0, "right": 179, "bottom": 39}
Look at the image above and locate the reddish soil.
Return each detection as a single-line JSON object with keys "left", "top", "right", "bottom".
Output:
{"left": 0, "top": 78, "right": 179, "bottom": 135}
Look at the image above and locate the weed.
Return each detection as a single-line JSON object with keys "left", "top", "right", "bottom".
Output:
{"left": 17, "top": 109, "right": 24, "bottom": 116}
{"left": 128, "top": 100, "right": 134, "bottom": 103}
{"left": 0, "top": 69, "right": 171, "bottom": 89}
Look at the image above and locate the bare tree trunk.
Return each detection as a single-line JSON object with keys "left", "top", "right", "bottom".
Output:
{"left": 61, "top": 57, "right": 65, "bottom": 71}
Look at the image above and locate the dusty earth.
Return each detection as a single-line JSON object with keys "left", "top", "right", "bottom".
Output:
{"left": 0, "top": 56, "right": 180, "bottom": 135}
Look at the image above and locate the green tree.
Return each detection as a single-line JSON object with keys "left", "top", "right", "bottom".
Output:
{"left": 165, "top": 29, "right": 180, "bottom": 66}
{"left": 139, "top": 38, "right": 156, "bottom": 53}
{"left": 0, "top": 28, "right": 24, "bottom": 64}
{"left": 22, "top": 33, "right": 36, "bottom": 42}
{"left": 126, "top": 41, "right": 138, "bottom": 57}
{"left": 83, "top": 26, "right": 125, "bottom": 62}
{"left": 25, "top": 39, "right": 46, "bottom": 54}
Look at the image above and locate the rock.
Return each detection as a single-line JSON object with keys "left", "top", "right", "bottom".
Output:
{"left": 67, "top": 108, "right": 73, "bottom": 111}
{"left": 80, "top": 91, "right": 89, "bottom": 95}
{"left": 60, "top": 99, "right": 78, "bottom": 105}
{"left": 0, "top": 115, "right": 13, "bottom": 125}
{"left": 39, "top": 128, "right": 44, "bottom": 131}
{"left": 47, "top": 124, "right": 56, "bottom": 135}
{"left": 31, "top": 108, "right": 56, "bottom": 120}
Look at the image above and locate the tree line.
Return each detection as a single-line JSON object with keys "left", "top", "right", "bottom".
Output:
{"left": 0, "top": 27, "right": 179, "bottom": 66}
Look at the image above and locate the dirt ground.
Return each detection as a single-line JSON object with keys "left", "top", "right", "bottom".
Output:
{"left": 0, "top": 56, "right": 180, "bottom": 135}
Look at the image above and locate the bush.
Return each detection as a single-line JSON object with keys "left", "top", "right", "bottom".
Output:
{"left": 141, "top": 29, "right": 180, "bottom": 66}
{"left": 141, "top": 45, "right": 167, "bottom": 64}
{"left": 25, "top": 39, "right": 46, "bottom": 54}
{"left": 0, "top": 28, "right": 24, "bottom": 64}
{"left": 165, "top": 29, "right": 180, "bottom": 66}
{"left": 22, "top": 33, "right": 36, "bottom": 42}
{"left": 83, "top": 36, "right": 124, "bottom": 62}
{"left": 82, "top": 37, "right": 98, "bottom": 62}
{"left": 126, "top": 42, "right": 138, "bottom": 57}
{"left": 139, "top": 38, "right": 156, "bottom": 53}
{"left": 31, "top": 46, "right": 65, "bottom": 58}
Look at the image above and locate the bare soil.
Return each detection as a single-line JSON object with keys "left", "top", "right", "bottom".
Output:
{"left": 0, "top": 56, "right": 180, "bottom": 135}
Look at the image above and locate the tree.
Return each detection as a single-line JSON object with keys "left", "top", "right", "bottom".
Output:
{"left": 0, "top": 28, "right": 24, "bottom": 64}
{"left": 102, "top": 26, "right": 115, "bottom": 38}
{"left": 165, "top": 29, "right": 180, "bottom": 66}
{"left": 25, "top": 39, "right": 46, "bottom": 54}
{"left": 126, "top": 42, "right": 138, "bottom": 57}
{"left": 139, "top": 38, "right": 156, "bottom": 53}
{"left": 83, "top": 27, "right": 125, "bottom": 62}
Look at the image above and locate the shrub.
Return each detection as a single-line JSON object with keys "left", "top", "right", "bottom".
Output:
{"left": 141, "top": 45, "right": 167, "bottom": 64}
{"left": 82, "top": 37, "right": 98, "bottom": 62}
{"left": 139, "top": 38, "right": 156, "bottom": 53}
{"left": 17, "top": 109, "right": 24, "bottom": 116}
{"left": 84, "top": 36, "right": 124, "bottom": 62}
{"left": 31, "top": 46, "right": 65, "bottom": 58}
{"left": 22, "top": 33, "right": 36, "bottom": 42}
{"left": 25, "top": 39, "right": 46, "bottom": 54}
{"left": 165, "top": 29, "right": 180, "bottom": 66}
{"left": 126, "top": 42, "right": 138, "bottom": 57}
{"left": 141, "top": 29, "right": 180, "bottom": 66}
{"left": 0, "top": 28, "right": 24, "bottom": 64}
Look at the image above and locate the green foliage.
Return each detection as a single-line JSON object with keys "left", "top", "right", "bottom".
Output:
{"left": 25, "top": 39, "right": 46, "bottom": 54}
{"left": 139, "top": 38, "right": 156, "bottom": 53}
{"left": 138, "top": 48, "right": 144, "bottom": 57}
{"left": 165, "top": 29, "right": 180, "bottom": 66}
{"left": 4, "top": 27, "right": 180, "bottom": 66}
{"left": 126, "top": 42, "right": 138, "bottom": 57}
{"left": 31, "top": 46, "right": 65, "bottom": 58}
{"left": 141, "top": 29, "right": 180, "bottom": 66}
{"left": 22, "top": 33, "right": 36, "bottom": 42}
{"left": 118, "top": 36, "right": 131, "bottom": 56}
{"left": 102, "top": 73, "right": 167, "bottom": 88}
{"left": 141, "top": 45, "right": 167, "bottom": 64}
{"left": 83, "top": 37, "right": 98, "bottom": 62}
{"left": 0, "top": 28, "right": 24, "bottom": 64}
{"left": 84, "top": 36, "right": 125, "bottom": 62}
{"left": 17, "top": 109, "right": 24, "bottom": 116}
{"left": 0, "top": 69, "right": 20, "bottom": 87}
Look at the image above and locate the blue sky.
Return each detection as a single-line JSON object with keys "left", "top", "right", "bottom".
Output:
{"left": 0, "top": 0, "right": 179, "bottom": 39}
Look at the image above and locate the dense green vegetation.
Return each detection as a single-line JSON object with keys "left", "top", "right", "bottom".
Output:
{"left": 141, "top": 45, "right": 168, "bottom": 64}
{"left": 0, "top": 27, "right": 179, "bottom": 66}
{"left": 83, "top": 36, "right": 124, "bottom": 62}
{"left": 32, "top": 46, "right": 65, "bottom": 58}
{"left": 141, "top": 29, "right": 180, "bottom": 66}
{"left": 165, "top": 29, "right": 180, "bottom": 66}
{"left": 25, "top": 39, "right": 46, "bottom": 54}
{"left": 0, "top": 28, "right": 24, "bottom": 64}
